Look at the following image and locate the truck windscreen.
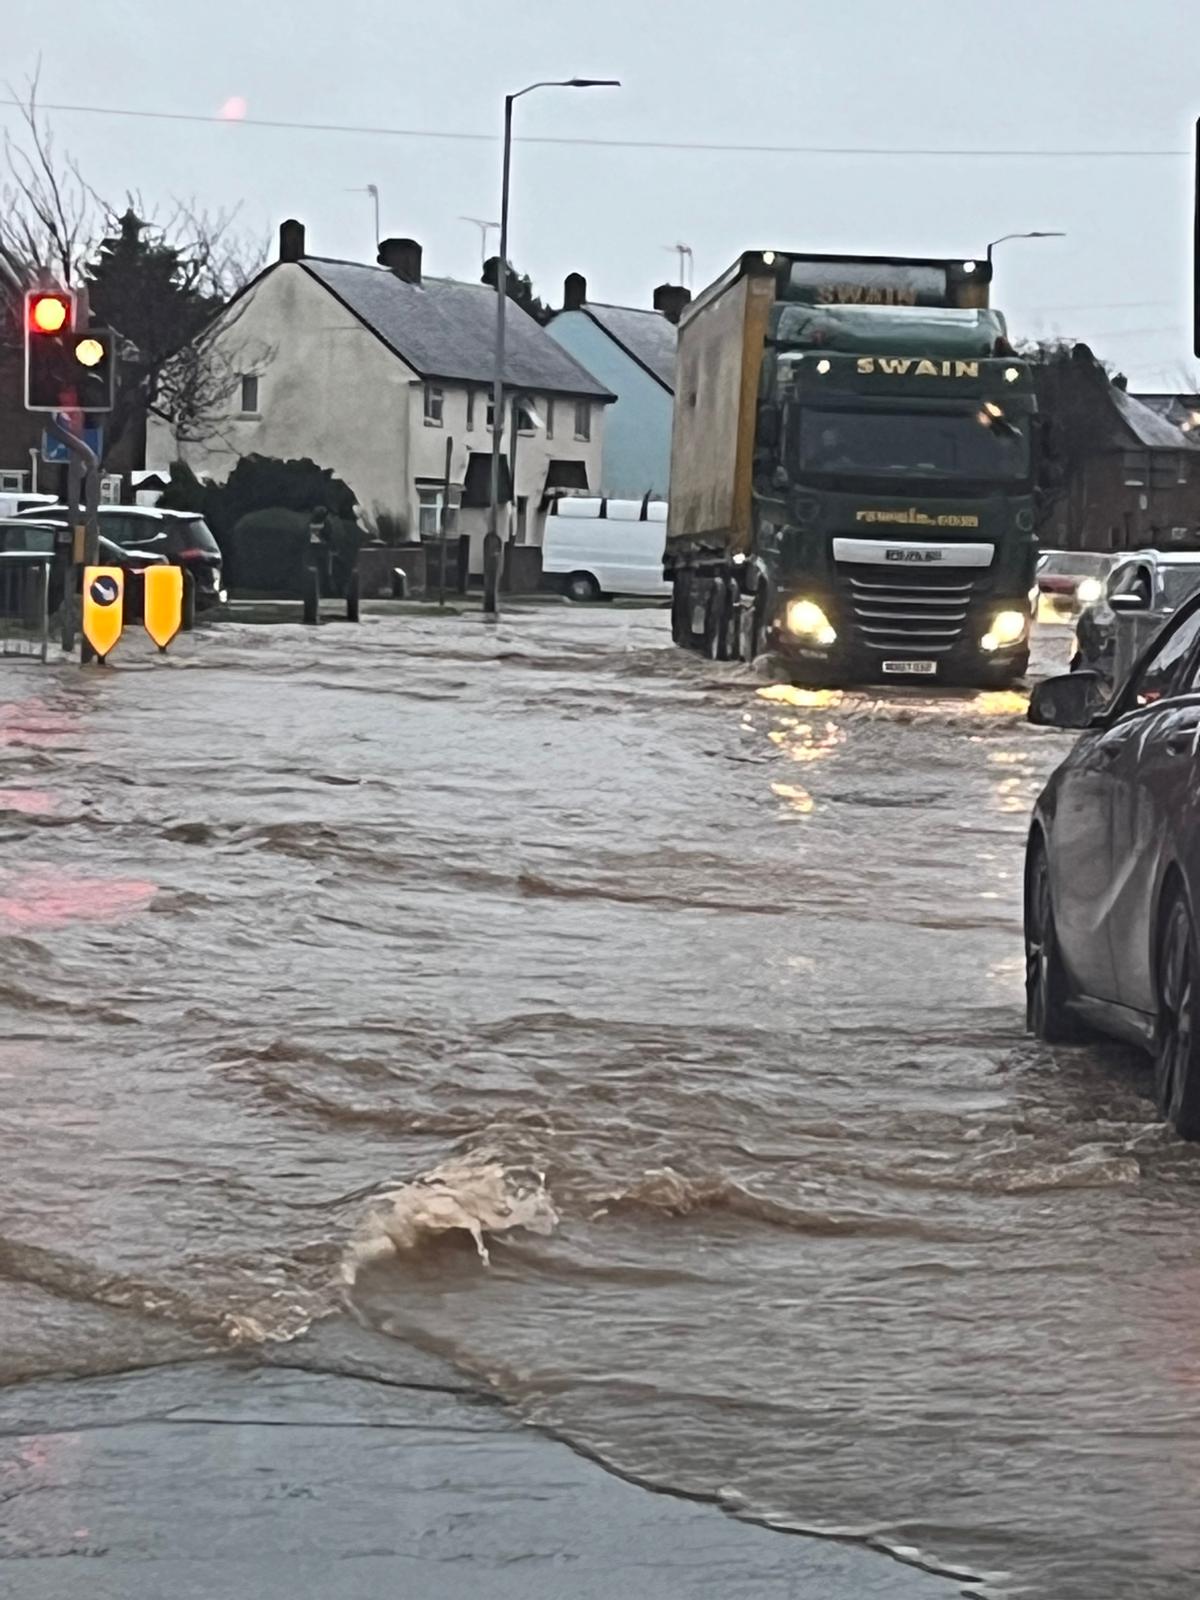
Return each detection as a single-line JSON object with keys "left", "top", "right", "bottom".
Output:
{"left": 794, "top": 408, "right": 1030, "bottom": 482}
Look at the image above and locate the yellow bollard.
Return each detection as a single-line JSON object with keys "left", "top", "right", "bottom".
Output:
{"left": 81, "top": 567, "right": 125, "bottom": 662}
{"left": 143, "top": 565, "right": 184, "bottom": 652}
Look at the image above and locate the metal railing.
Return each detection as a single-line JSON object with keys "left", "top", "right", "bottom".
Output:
{"left": 0, "top": 553, "right": 53, "bottom": 663}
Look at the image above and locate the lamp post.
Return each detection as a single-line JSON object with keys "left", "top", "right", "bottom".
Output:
{"left": 484, "top": 77, "right": 619, "bottom": 616}
{"left": 986, "top": 230, "right": 1065, "bottom": 268}
{"left": 460, "top": 216, "right": 500, "bottom": 270}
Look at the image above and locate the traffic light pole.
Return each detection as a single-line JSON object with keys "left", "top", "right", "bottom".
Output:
{"left": 47, "top": 416, "right": 101, "bottom": 660}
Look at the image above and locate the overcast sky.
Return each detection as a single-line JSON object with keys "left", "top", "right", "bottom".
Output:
{"left": 7, "top": 0, "right": 1199, "bottom": 388}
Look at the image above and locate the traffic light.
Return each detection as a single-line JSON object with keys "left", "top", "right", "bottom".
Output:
{"left": 23, "top": 289, "right": 116, "bottom": 413}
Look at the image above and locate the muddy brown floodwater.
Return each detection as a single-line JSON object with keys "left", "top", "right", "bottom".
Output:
{"left": 2, "top": 607, "right": 1199, "bottom": 1599}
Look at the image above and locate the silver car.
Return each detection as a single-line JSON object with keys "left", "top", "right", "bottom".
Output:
{"left": 1072, "top": 551, "right": 1200, "bottom": 680}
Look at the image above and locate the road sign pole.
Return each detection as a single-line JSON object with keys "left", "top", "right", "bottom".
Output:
{"left": 63, "top": 446, "right": 80, "bottom": 653}
{"left": 47, "top": 416, "right": 101, "bottom": 662}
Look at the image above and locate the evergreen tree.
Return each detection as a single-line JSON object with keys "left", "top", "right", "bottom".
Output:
{"left": 481, "top": 255, "right": 551, "bottom": 325}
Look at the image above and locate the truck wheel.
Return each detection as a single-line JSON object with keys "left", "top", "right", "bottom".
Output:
{"left": 565, "top": 571, "right": 601, "bottom": 603}
{"left": 671, "top": 575, "right": 692, "bottom": 645}
{"left": 704, "top": 582, "right": 728, "bottom": 660}
{"left": 746, "top": 588, "right": 768, "bottom": 663}
{"left": 722, "top": 581, "right": 742, "bottom": 661}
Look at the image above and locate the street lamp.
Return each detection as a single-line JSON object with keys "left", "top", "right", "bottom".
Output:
{"left": 461, "top": 216, "right": 501, "bottom": 270}
{"left": 986, "top": 230, "right": 1065, "bottom": 267}
{"left": 484, "top": 76, "right": 620, "bottom": 616}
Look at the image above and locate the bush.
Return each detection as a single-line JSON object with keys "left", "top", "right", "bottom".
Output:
{"left": 156, "top": 460, "right": 208, "bottom": 514}
{"left": 228, "top": 507, "right": 313, "bottom": 594}
{"left": 218, "top": 455, "right": 358, "bottom": 536}
{"left": 228, "top": 506, "right": 366, "bottom": 596}
{"left": 368, "top": 506, "right": 412, "bottom": 544}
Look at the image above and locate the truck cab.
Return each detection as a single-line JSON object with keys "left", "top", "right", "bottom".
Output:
{"left": 665, "top": 252, "right": 1038, "bottom": 686}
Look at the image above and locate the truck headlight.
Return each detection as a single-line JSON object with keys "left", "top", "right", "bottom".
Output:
{"left": 1076, "top": 576, "right": 1103, "bottom": 604}
{"left": 785, "top": 598, "right": 837, "bottom": 646}
{"left": 981, "top": 609, "right": 1027, "bottom": 652}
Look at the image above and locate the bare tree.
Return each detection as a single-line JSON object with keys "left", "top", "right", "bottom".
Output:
{"left": 1, "top": 70, "right": 270, "bottom": 456}
{"left": 0, "top": 66, "right": 103, "bottom": 293}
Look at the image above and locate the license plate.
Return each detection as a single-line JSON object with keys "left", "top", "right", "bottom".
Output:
{"left": 882, "top": 659, "right": 937, "bottom": 676}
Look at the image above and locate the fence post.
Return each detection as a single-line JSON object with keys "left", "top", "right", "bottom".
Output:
{"left": 303, "top": 564, "right": 321, "bottom": 625}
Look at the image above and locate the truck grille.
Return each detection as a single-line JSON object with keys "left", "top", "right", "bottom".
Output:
{"left": 835, "top": 563, "right": 981, "bottom": 656}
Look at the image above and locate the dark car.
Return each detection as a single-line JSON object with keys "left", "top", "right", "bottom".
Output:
{"left": 1025, "top": 590, "right": 1200, "bottom": 1137}
{"left": 0, "top": 518, "right": 168, "bottom": 619}
{"left": 17, "top": 504, "right": 225, "bottom": 610}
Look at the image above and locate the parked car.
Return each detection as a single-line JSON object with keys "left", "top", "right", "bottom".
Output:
{"left": 0, "top": 518, "right": 168, "bottom": 619}
{"left": 1036, "top": 549, "right": 1115, "bottom": 617}
{"left": 1025, "top": 588, "right": 1200, "bottom": 1137}
{"left": 542, "top": 497, "right": 670, "bottom": 602}
{"left": 0, "top": 491, "right": 61, "bottom": 519}
{"left": 1071, "top": 550, "right": 1200, "bottom": 679}
{"left": 16, "top": 504, "right": 226, "bottom": 609}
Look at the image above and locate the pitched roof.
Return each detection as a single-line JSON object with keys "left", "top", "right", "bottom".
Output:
{"left": 575, "top": 302, "right": 678, "bottom": 391}
{"left": 301, "top": 258, "right": 614, "bottom": 400}
{"left": 1132, "top": 392, "right": 1200, "bottom": 428}
{"left": 1112, "top": 387, "right": 1200, "bottom": 451}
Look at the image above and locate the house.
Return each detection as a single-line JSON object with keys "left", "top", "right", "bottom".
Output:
{"left": 147, "top": 223, "right": 615, "bottom": 568}
{"left": 545, "top": 274, "right": 688, "bottom": 499}
{"left": 1132, "top": 392, "right": 1200, "bottom": 437}
{"left": 1034, "top": 346, "right": 1200, "bottom": 551}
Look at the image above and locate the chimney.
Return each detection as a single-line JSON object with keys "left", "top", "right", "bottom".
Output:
{"left": 377, "top": 238, "right": 423, "bottom": 284}
{"left": 563, "top": 272, "right": 587, "bottom": 311}
{"left": 278, "top": 218, "right": 306, "bottom": 263}
{"left": 653, "top": 283, "right": 692, "bottom": 325}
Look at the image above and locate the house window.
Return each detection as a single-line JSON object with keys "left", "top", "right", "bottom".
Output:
{"left": 1120, "top": 449, "right": 1147, "bottom": 487}
{"left": 574, "top": 400, "right": 591, "bottom": 441}
{"left": 1151, "top": 453, "right": 1182, "bottom": 491}
{"left": 486, "top": 394, "right": 496, "bottom": 430}
{"left": 240, "top": 374, "right": 259, "bottom": 414}
{"left": 417, "top": 486, "right": 444, "bottom": 537}
{"left": 466, "top": 388, "right": 475, "bottom": 431}
{"left": 424, "top": 383, "right": 444, "bottom": 426}
{"left": 545, "top": 398, "right": 555, "bottom": 440}
{"left": 516, "top": 400, "right": 537, "bottom": 434}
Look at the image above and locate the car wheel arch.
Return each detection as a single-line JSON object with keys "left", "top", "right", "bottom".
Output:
{"left": 1153, "top": 863, "right": 1191, "bottom": 994}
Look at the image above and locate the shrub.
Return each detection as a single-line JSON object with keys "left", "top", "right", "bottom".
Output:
{"left": 228, "top": 507, "right": 312, "bottom": 594}
{"left": 368, "top": 506, "right": 412, "bottom": 545}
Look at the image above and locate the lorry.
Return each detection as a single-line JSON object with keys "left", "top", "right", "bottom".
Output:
{"left": 665, "top": 252, "right": 1039, "bottom": 685}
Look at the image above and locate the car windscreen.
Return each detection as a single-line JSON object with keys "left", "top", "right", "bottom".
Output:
{"left": 1160, "top": 566, "right": 1200, "bottom": 607}
{"left": 793, "top": 407, "right": 1030, "bottom": 481}
{"left": 1040, "top": 551, "right": 1110, "bottom": 577}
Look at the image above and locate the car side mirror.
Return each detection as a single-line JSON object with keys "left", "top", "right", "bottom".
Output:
{"left": 1027, "top": 671, "right": 1107, "bottom": 729}
{"left": 1110, "top": 591, "right": 1148, "bottom": 613}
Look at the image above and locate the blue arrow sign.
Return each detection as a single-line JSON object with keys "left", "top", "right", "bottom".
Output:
{"left": 42, "top": 425, "right": 103, "bottom": 465}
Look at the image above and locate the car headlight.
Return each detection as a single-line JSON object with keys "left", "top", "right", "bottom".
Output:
{"left": 785, "top": 598, "right": 837, "bottom": 646}
{"left": 981, "top": 609, "right": 1027, "bottom": 652}
{"left": 1076, "top": 576, "right": 1103, "bottom": 604}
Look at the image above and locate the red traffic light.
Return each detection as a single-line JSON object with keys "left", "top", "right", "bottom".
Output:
{"left": 27, "top": 291, "right": 73, "bottom": 335}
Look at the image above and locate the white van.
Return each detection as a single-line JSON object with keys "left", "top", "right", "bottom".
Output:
{"left": 542, "top": 497, "right": 670, "bottom": 602}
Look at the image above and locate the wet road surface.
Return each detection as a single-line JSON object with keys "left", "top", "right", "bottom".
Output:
{"left": 2, "top": 607, "right": 1198, "bottom": 1598}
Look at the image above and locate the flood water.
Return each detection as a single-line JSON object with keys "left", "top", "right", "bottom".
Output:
{"left": 3, "top": 606, "right": 1199, "bottom": 1598}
